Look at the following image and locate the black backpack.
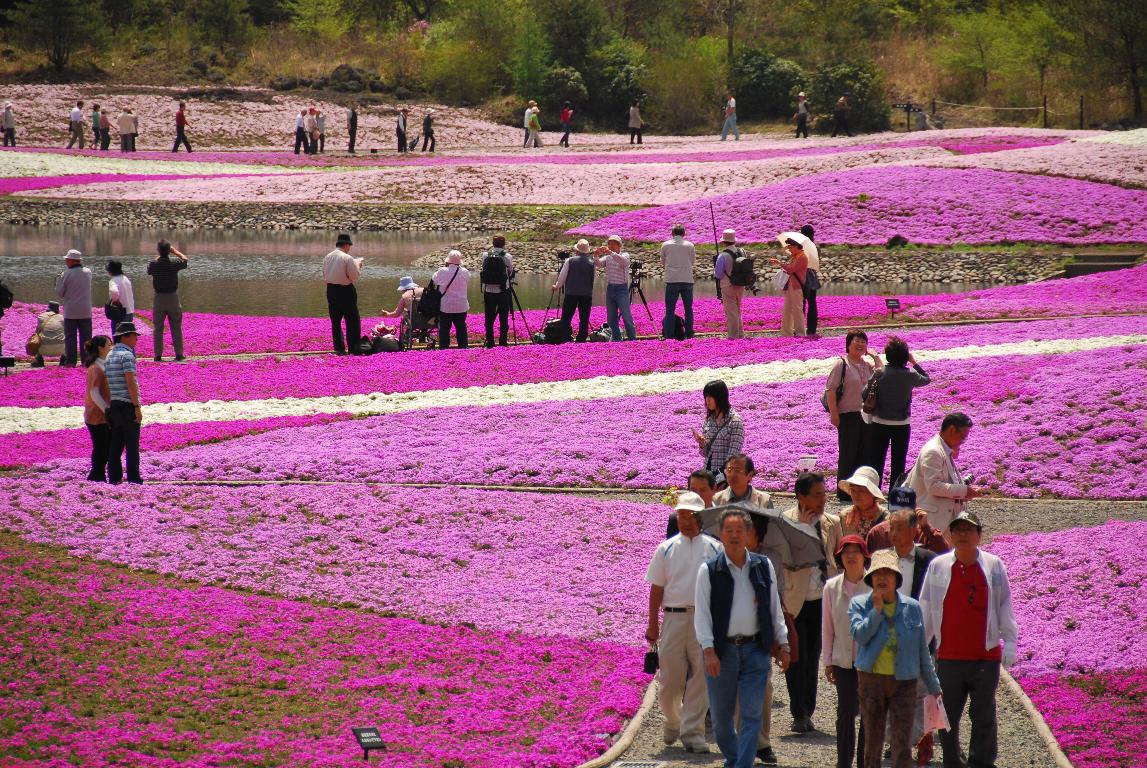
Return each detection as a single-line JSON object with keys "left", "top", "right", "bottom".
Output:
{"left": 726, "top": 247, "right": 755, "bottom": 287}
{"left": 419, "top": 266, "right": 460, "bottom": 321}
{"left": 480, "top": 249, "right": 509, "bottom": 289}
{"left": 0, "top": 279, "right": 13, "bottom": 310}
{"left": 672, "top": 314, "right": 686, "bottom": 341}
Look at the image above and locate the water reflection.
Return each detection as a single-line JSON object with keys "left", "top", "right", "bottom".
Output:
{"left": 0, "top": 225, "right": 995, "bottom": 316}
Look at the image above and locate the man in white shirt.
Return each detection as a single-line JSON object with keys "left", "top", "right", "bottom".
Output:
{"left": 696, "top": 508, "right": 790, "bottom": 768}
{"left": 322, "top": 233, "right": 363, "bottom": 355}
{"left": 294, "top": 109, "right": 309, "bottom": 154}
{"left": 522, "top": 100, "right": 536, "bottom": 147}
{"left": 660, "top": 224, "right": 696, "bottom": 339}
{"left": 906, "top": 412, "right": 981, "bottom": 534}
{"left": 721, "top": 91, "right": 739, "bottom": 141}
{"left": 67, "top": 101, "right": 85, "bottom": 149}
{"left": 646, "top": 492, "right": 722, "bottom": 753}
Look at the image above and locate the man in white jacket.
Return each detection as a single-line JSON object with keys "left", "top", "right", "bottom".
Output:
{"left": 906, "top": 412, "right": 981, "bottom": 533}
{"left": 918, "top": 511, "right": 1018, "bottom": 768}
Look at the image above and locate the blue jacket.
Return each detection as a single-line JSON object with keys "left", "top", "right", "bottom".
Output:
{"left": 848, "top": 592, "right": 941, "bottom": 694}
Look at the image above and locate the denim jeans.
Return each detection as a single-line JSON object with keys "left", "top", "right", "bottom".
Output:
{"left": 663, "top": 282, "right": 694, "bottom": 339}
{"left": 605, "top": 283, "right": 635, "bottom": 341}
{"left": 721, "top": 115, "right": 739, "bottom": 140}
{"left": 706, "top": 643, "right": 771, "bottom": 768}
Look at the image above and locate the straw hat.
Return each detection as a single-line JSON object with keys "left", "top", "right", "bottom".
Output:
{"left": 863, "top": 549, "right": 903, "bottom": 588}
{"left": 839, "top": 466, "right": 886, "bottom": 501}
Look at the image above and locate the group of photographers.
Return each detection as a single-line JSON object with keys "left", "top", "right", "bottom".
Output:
{"left": 551, "top": 235, "right": 638, "bottom": 343}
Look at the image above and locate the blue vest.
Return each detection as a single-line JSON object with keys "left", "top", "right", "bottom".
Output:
{"left": 565, "top": 254, "right": 595, "bottom": 297}
{"left": 707, "top": 551, "right": 775, "bottom": 658}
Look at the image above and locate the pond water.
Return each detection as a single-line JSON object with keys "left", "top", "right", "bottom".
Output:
{"left": 0, "top": 226, "right": 995, "bottom": 315}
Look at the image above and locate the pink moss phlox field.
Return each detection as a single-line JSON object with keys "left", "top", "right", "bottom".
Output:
{"left": 0, "top": 172, "right": 269, "bottom": 196}
{"left": 990, "top": 521, "right": 1147, "bottom": 768}
{"left": 80, "top": 343, "right": 1147, "bottom": 499}
{"left": 3, "top": 315, "right": 1141, "bottom": 409}
{"left": 920, "top": 138, "right": 1147, "bottom": 189}
{"left": 0, "top": 547, "right": 647, "bottom": 767}
{"left": 570, "top": 166, "right": 1147, "bottom": 245}
{"left": 0, "top": 483, "right": 664, "bottom": 645}
{"left": 0, "top": 413, "right": 354, "bottom": 469}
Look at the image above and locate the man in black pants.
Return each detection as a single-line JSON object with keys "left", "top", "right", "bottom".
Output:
{"left": 552, "top": 239, "right": 596, "bottom": 342}
{"left": 321, "top": 233, "right": 363, "bottom": 354}
{"left": 782, "top": 472, "right": 843, "bottom": 735}
{"left": 105, "top": 321, "right": 144, "bottom": 485}
{"left": 480, "top": 235, "right": 514, "bottom": 347}
{"left": 294, "top": 109, "right": 310, "bottom": 154}
{"left": 421, "top": 109, "right": 436, "bottom": 152}
{"left": 396, "top": 108, "right": 408, "bottom": 153}
{"left": 800, "top": 224, "right": 819, "bottom": 336}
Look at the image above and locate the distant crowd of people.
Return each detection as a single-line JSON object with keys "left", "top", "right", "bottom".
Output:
{"left": 647, "top": 371, "right": 1013, "bottom": 768}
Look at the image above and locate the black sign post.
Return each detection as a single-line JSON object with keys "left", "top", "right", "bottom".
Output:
{"left": 892, "top": 102, "right": 921, "bottom": 131}
{"left": 351, "top": 727, "right": 386, "bottom": 761}
{"left": 885, "top": 298, "right": 901, "bottom": 317}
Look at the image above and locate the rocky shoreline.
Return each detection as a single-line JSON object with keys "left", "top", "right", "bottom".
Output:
{"left": 417, "top": 236, "right": 1067, "bottom": 284}
{"left": 2, "top": 197, "right": 1068, "bottom": 284}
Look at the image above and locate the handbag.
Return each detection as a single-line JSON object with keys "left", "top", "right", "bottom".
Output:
{"left": 820, "top": 357, "right": 847, "bottom": 412}
{"left": 104, "top": 301, "right": 127, "bottom": 324}
{"left": 25, "top": 331, "right": 41, "bottom": 357}
{"left": 862, "top": 369, "right": 882, "bottom": 415}
{"left": 643, "top": 645, "right": 659, "bottom": 674}
{"left": 804, "top": 268, "right": 821, "bottom": 292}
{"left": 418, "top": 265, "right": 460, "bottom": 320}
{"left": 770, "top": 268, "right": 787, "bottom": 292}
{"left": 923, "top": 693, "right": 951, "bottom": 732}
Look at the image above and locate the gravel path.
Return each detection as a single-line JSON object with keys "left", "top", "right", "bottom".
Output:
{"left": 604, "top": 496, "right": 1147, "bottom": 768}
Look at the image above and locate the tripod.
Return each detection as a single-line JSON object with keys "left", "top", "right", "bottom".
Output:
{"left": 629, "top": 270, "right": 653, "bottom": 321}
{"left": 505, "top": 277, "right": 532, "bottom": 345}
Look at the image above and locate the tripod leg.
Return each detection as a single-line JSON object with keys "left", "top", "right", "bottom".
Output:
{"left": 637, "top": 285, "right": 653, "bottom": 321}
{"left": 509, "top": 286, "right": 532, "bottom": 339}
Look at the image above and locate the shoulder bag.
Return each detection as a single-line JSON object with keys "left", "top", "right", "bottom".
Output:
{"left": 820, "top": 357, "right": 847, "bottom": 412}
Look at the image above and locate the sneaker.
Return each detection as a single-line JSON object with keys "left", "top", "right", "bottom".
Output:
{"left": 662, "top": 726, "right": 679, "bottom": 746}
{"left": 756, "top": 746, "right": 778, "bottom": 765}
{"left": 682, "top": 740, "right": 708, "bottom": 753}
{"left": 791, "top": 718, "right": 806, "bottom": 733}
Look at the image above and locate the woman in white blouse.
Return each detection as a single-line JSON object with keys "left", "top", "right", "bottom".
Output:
{"left": 822, "top": 535, "right": 872, "bottom": 768}
{"left": 105, "top": 260, "right": 134, "bottom": 335}
{"left": 432, "top": 251, "right": 471, "bottom": 349}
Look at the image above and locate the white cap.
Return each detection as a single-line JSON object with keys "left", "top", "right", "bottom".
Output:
{"left": 64, "top": 249, "right": 83, "bottom": 261}
{"left": 721, "top": 228, "right": 736, "bottom": 243}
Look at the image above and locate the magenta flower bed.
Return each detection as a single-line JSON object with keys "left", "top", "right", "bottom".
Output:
{"left": 3, "top": 315, "right": 1140, "bottom": 409}
{"left": 0, "top": 172, "right": 270, "bottom": 196}
{"left": 0, "top": 413, "right": 353, "bottom": 469}
{"left": 1, "top": 483, "right": 663, "bottom": 645}
{"left": 4, "top": 133, "right": 1067, "bottom": 169}
{"left": 569, "top": 166, "right": 1147, "bottom": 245}
{"left": 0, "top": 545, "right": 647, "bottom": 767}
{"left": 54, "top": 343, "right": 1143, "bottom": 499}
{"left": 991, "top": 521, "right": 1147, "bottom": 767}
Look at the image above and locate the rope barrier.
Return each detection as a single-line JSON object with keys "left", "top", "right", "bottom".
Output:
{"left": 932, "top": 100, "right": 1043, "bottom": 112}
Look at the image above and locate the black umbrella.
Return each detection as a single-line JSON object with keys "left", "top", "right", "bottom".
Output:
{"left": 699, "top": 501, "right": 825, "bottom": 569}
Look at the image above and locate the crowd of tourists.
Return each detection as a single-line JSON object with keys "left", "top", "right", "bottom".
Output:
{"left": 645, "top": 364, "right": 1013, "bottom": 768}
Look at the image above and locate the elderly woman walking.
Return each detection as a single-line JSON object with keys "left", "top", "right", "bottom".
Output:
{"left": 826, "top": 330, "right": 883, "bottom": 502}
{"left": 849, "top": 551, "right": 942, "bottom": 768}
{"left": 823, "top": 535, "right": 872, "bottom": 768}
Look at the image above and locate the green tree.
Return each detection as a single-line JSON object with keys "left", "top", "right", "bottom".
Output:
{"left": 4, "top": 0, "right": 107, "bottom": 72}
{"left": 510, "top": 11, "right": 552, "bottom": 99}
{"left": 585, "top": 38, "right": 646, "bottom": 121}
{"left": 732, "top": 47, "right": 806, "bottom": 119}
{"left": 1050, "top": 0, "right": 1147, "bottom": 123}
{"left": 535, "top": 0, "right": 610, "bottom": 76}
{"left": 807, "top": 59, "right": 890, "bottom": 133}
{"left": 184, "top": 0, "right": 254, "bottom": 50}
{"left": 285, "top": 0, "right": 351, "bottom": 39}
{"left": 937, "top": 10, "right": 1005, "bottom": 96}
{"left": 1000, "top": 4, "right": 1071, "bottom": 101}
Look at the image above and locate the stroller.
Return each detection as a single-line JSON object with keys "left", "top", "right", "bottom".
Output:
{"left": 406, "top": 132, "right": 421, "bottom": 152}
{"left": 399, "top": 295, "right": 438, "bottom": 350}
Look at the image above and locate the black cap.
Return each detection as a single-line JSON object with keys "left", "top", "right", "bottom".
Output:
{"left": 336, "top": 233, "right": 353, "bottom": 247}
{"left": 949, "top": 511, "right": 983, "bottom": 531}
{"left": 114, "top": 321, "right": 139, "bottom": 337}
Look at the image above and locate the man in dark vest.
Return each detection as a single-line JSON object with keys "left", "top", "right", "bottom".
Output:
{"left": 695, "top": 508, "right": 791, "bottom": 768}
{"left": 552, "top": 238, "right": 596, "bottom": 343}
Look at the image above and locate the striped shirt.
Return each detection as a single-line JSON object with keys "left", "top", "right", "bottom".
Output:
{"left": 598, "top": 250, "right": 630, "bottom": 286}
{"left": 148, "top": 256, "right": 186, "bottom": 294}
{"left": 105, "top": 343, "right": 138, "bottom": 404}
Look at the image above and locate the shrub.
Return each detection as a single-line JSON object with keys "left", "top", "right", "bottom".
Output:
{"left": 641, "top": 35, "right": 726, "bottom": 133}
{"left": 807, "top": 60, "right": 891, "bottom": 134}
{"left": 538, "top": 67, "right": 589, "bottom": 116}
{"left": 584, "top": 38, "right": 647, "bottom": 125}
{"left": 732, "top": 48, "right": 806, "bottom": 120}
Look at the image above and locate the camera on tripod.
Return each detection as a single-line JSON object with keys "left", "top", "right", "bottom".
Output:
{"left": 556, "top": 250, "right": 572, "bottom": 261}
{"left": 629, "top": 260, "right": 644, "bottom": 277}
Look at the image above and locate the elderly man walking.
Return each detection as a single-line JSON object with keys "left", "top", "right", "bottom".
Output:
{"left": 54, "top": 249, "right": 94, "bottom": 367}
{"left": 919, "top": 512, "right": 1018, "bottom": 768}
{"left": 322, "top": 233, "right": 363, "bottom": 355}
{"left": 782, "top": 471, "right": 843, "bottom": 734}
{"left": 67, "top": 100, "right": 86, "bottom": 149}
{"left": 645, "top": 492, "right": 722, "bottom": 753}
{"left": 906, "top": 412, "right": 981, "bottom": 534}
{"left": 696, "top": 507, "right": 790, "bottom": 768}
{"left": 660, "top": 224, "right": 696, "bottom": 339}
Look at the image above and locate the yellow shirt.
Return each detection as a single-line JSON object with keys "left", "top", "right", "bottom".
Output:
{"left": 873, "top": 602, "right": 898, "bottom": 675}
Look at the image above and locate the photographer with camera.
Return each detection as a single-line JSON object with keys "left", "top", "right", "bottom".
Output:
{"left": 661, "top": 224, "right": 696, "bottom": 340}
{"left": 552, "top": 240, "right": 596, "bottom": 343}
{"left": 595, "top": 235, "right": 636, "bottom": 342}
{"left": 480, "top": 235, "right": 515, "bottom": 348}
{"left": 714, "top": 229, "right": 753, "bottom": 339}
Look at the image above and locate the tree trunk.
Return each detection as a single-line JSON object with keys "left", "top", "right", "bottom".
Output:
{"left": 726, "top": 0, "right": 735, "bottom": 75}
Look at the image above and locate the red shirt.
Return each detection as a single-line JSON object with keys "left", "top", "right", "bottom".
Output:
{"left": 937, "top": 559, "right": 1002, "bottom": 662}
{"left": 175, "top": 110, "right": 187, "bottom": 127}
{"left": 560, "top": 107, "right": 573, "bottom": 123}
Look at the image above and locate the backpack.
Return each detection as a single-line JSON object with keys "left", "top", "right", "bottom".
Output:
{"left": 480, "top": 249, "right": 509, "bottom": 289}
{"left": 419, "top": 266, "right": 460, "bottom": 321}
{"left": 726, "top": 247, "right": 755, "bottom": 287}
{"left": 0, "top": 278, "right": 13, "bottom": 310}
{"left": 672, "top": 314, "right": 686, "bottom": 341}
{"left": 532, "top": 318, "right": 565, "bottom": 345}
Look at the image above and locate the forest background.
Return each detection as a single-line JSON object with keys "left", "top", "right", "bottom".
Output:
{"left": 0, "top": 0, "right": 1143, "bottom": 134}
